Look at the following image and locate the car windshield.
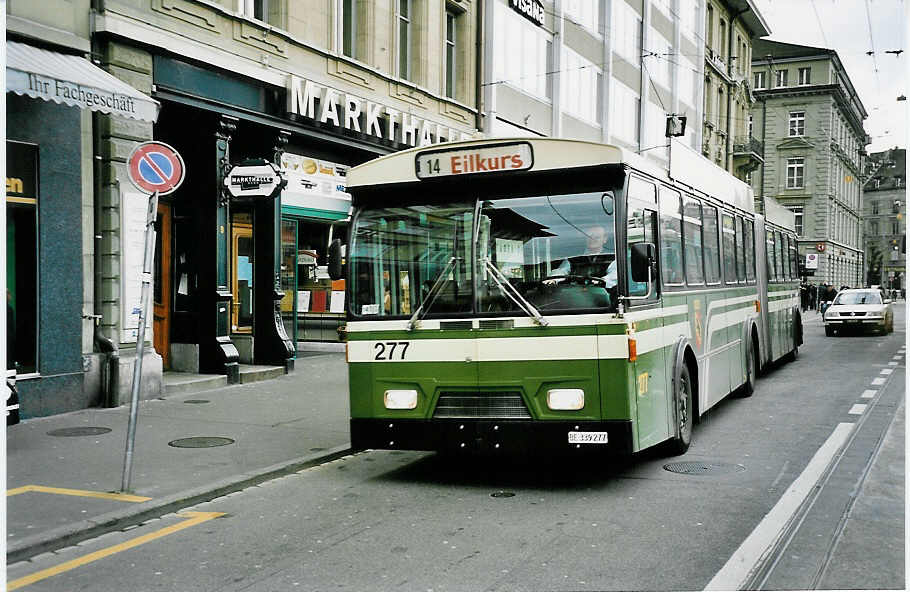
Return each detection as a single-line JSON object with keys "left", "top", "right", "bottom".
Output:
{"left": 834, "top": 291, "right": 882, "bottom": 305}
{"left": 349, "top": 191, "right": 619, "bottom": 318}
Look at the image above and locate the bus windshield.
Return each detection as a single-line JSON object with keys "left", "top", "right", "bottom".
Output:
{"left": 349, "top": 191, "right": 618, "bottom": 318}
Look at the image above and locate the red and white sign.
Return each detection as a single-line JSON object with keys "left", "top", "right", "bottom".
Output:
{"left": 127, "top": 141, "right": 185, "bottom": 195}
{"left": 415, "top": 142, "right": 533, "bottom": 180}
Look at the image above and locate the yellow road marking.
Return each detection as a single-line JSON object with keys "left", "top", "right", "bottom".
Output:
{"left": 7, "top": 511, "right": 225, "bottom": 590}
{"left": 6, "top": 485, "right": 151, "bottom": 503}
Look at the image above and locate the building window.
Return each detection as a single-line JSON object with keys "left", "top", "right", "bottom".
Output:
{"left": 494, "top": 1, "right": 550, "bottom": 99}
{"left": 561, "top": 47, "right": 602, "bottom": 123}
{"left": 872, "top": 200, "right": 879, "bottom": 215}
{"left": 788, "top": 206, "right": 804, "bottom": 236}
{"left": 341, "top": 0, "right": 358, "bottom": 58}
{"left": 610, "top": 79, "right": 640, "bottom": 144}
{"left": 748, "top": 114, "right": 754, "bottom": 137}
{"left": 238, "top": 0, "right": 282, "bottom": 26}
{"left": 753, "top": 71, "right": 765, "bottom": 90}
{"left": 788, "top": 111, "right": 805, "bottom": 137}
{"left": 798, "top": 66, "right": 811, "bottom": 85}
{"left": 892, "top": 221, "right": 900, "bottom": 235}
{"left": 565, "top": 0, "right": 600, "bottom": 32}
{"left": 398, "top": 0, "right": 412, "bottom": 81}
{"left": 786, "top": 157, "right": 805, "bottom": 189}
{"left": 445, "top": 8, "right": 458, "bottom": 98}
{"left": 775, "top": 68, "right": 788, "bottom": 87}
{"left": 718, "top": 20, "right": 726, "bottom": 60}
{"left": 613, "top": 0, "right": 642, "bottom": 63}
{"left": 706, "top": 4, "right": 714, "bottom": 48}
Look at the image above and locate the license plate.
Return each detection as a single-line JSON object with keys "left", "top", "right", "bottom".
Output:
{"left": 568, "top": 431, "right": 609, "bottom": 444}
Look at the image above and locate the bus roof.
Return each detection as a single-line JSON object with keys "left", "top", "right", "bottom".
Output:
{"left": 764, "top": 196, "right": 796, "bottom": 231}
{"left": 346, "top": 137, "right": 668, "bottom": 188}
{"left": 347, "top": 136, "right": 756, "bottom": 214}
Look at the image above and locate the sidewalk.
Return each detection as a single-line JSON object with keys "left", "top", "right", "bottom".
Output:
{"left": 6, "top": 352, "right": 352, "bottom": 562}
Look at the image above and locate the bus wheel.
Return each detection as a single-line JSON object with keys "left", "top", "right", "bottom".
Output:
{"left": 741, "top": 336, "right": 757, "bottom": 397}
{"left": 667, "top": 365, "right": 693, "bottom": 456}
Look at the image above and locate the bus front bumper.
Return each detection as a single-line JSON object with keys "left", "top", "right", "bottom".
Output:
{"left": 350, "top": 419, "right": 634, "bottom": 455}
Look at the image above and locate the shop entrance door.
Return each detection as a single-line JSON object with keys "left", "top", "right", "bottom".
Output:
{"left": 153, "top": 202, "right": 172, "bottom": 368}
{"left": 231, "top": 220, "right": 254, "bottom": 333}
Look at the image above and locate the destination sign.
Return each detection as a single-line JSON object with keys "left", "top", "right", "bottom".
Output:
{"left": 415, "top": 142, "right": 534, "bottom": 180}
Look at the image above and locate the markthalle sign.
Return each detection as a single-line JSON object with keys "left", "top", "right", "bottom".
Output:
{"left": 509, "top": 0, "right": 545, "bottom": 27}
{"left": 223, "top": 159, "right": 287, "bottom": 200}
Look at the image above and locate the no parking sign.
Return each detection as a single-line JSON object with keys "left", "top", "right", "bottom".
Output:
{"left": 127, "top": 141, "right": 185, "bottom": 195}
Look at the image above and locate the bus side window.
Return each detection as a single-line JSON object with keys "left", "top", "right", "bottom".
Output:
{"left": 774, "top": 230, "right": 789, "bottom": 280}
{"left": 683, "top": 196, "right": 704, "bottom": 285}
{"left": 766, "top": 229, "right": 777, "bottom": 281}
{"left": 626, "top": 205, "right": 658, "bottom": 298}
{"left": 745, "top": 219, "right": 756, "bottom": 282}
{"left": 722, "top": 212, "right": 737, "bottom": 284}
{"left": 735, "top": 215, "right": 746, "bottom": 282}
{"left": 703, "top": 205, "right": 721, "bottom": 283}
{"left": 659, "top": 187, "right": 684, "bottom": 286}
{"left": 789, "top": 236, "right": 799, "bottom": 279}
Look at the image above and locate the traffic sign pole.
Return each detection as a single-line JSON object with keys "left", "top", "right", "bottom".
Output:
{"left": 121, "top": 190, "right": 159, "bottom": 493}
{"left": 119, "top": 142, "right": 185, "bottom": 493}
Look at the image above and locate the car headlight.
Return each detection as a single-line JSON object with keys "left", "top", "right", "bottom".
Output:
{"left": 384, "top": 389, "right": 418, "bottom": 410}
{"left": 547, "top": 389, "right": 585, "bottom": 410}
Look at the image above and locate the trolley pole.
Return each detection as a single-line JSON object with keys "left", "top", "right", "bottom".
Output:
{"left": 121, "top": 190, "right": 158, "bottom": 493}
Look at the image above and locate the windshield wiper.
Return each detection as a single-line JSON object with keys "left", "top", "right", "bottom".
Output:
{"left": 483, "top": 258, "right": 549, "bottom": 326}
{"left": 408, "top": 256, "right": 458, "bottom": 331}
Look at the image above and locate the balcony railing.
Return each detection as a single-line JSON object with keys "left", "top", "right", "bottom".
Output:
{"left": 733, "top": 136, "right": 764, "bottom": 156}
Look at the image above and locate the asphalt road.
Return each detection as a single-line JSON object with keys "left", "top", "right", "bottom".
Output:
{"left": 8, "top": 306, "right": 905, "bottom": 592}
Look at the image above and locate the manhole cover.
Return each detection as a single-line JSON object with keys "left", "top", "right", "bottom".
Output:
{"left": 183, "top": 399, "right": 210, "bottom": 404}
{"left": 663, "top": 461, "right": 745, "bottom": 476}
{"left": 47, "top": 427, "right": 112, "bottom": 437}
{"left": 491, "top": 491, "right": 516, "bottom": 498}
{"left": 168, "top": 437, "right": 235, "bottom": 448}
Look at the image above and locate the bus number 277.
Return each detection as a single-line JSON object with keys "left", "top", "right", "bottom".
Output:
{"left": 374, "top": 342, "right": 410, "bottom": 360}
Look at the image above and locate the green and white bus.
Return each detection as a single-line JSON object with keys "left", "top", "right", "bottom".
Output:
{"left": 332, "top": 138, "right": 801, "bottom": 456}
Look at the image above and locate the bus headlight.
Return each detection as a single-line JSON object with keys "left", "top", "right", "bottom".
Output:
{"left": 384, "top": 389, "right": 418, "bottom": 410}
{"left": 547, "top": 389, "right": 584, "bottom": 410}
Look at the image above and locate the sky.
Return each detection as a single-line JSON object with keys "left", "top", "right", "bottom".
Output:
{"left": 753, "top": 0, "right": 907, "bottom": 154}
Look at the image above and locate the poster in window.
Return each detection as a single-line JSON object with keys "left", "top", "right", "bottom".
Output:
{"left": 120, "top": 191, "right": 154, "bottom": 343}
{"left": 399, "top": 271, "right": 411, "bottom": 314}
{"left": 329, "top": 290, "right": 346, "bottom": 313}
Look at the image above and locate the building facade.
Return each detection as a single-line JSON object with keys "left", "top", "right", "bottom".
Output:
{"left": 750, "top": 40, "right": 868, "bottom": 288}
{"left": 483, "top": 0, "right": 716, "bottom": 168}
{"left": 7, "top": 3, "right": 160, "bottom": 416}
{"left": 863, "top": 148, "right": 906, "bottom": 291}
{"left": 701, "top": 0, "right": 770, "bottom": 180}
{"left": 8, "top": 0, "right": 479, "bottom": 416}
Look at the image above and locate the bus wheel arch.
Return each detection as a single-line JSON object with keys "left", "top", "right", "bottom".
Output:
{"left": 667, "top": 338, "right": 697, "bottom": 455}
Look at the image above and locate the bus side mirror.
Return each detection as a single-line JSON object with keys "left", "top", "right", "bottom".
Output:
{"left": 328, "top": 239, "right": 345, "bottom": 280}
{"left": 630, "top": 242, "right": 655, "bottom": 283}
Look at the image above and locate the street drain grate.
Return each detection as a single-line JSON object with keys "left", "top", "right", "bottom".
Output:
{"left": 491, "top": 491, "right": 516, "bottom": 498}
{"left": 47, "top": 427, "right": 112, "bottom": 437}
{"left": 663, "top": 461, "right": 745, "bottom": 476}
{"left": 183, "top": 400, "right": 210, "bottom": 404}
{"left": 168, "top": 437, "right": 235, "bottom": 448}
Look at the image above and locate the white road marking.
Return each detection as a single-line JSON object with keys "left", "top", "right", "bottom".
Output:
{"left": 872, "top": 377, "right": 887, "bottom": 385}
{"left": 880, "top": 368, "right": 894, "bottom": 375}
{"left": 848, "top": 404, "right": 867, "bottom": 415}
{"left": 893, "top": 355, "right": 902, "bottom": 360}
{"left": 861, "top": 390, "right": 877, "bottom": 399}
{"left": 704, "top": 423, "right": 854, "bottom": 591}
{"left": 888, "top": 361, "right": 898, "bottom": 366}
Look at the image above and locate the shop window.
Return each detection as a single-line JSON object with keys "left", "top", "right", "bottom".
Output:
{"left": 231, "top": 211, "right": 254, "bottom": 333}
{"left": 6, "top": 141, "right": 38, "bottom": 374}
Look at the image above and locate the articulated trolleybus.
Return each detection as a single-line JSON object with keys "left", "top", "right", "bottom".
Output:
{"left": 334, "top": 138, "right": 801, "bottom": 457}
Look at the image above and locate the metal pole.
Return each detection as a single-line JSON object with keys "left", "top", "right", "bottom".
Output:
{"left": 121, "top": 190, "right": 159, "bottom": 493}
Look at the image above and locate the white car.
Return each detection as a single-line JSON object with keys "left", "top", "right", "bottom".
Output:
{"left": 824, "top": 288, "right": 894, "bottom": 336}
